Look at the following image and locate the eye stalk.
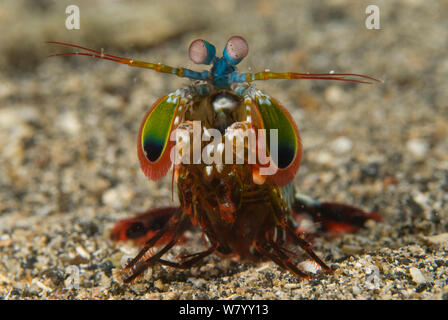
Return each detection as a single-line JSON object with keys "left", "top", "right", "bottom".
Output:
{"left": 223, "top": 36, "right": 249, "bottom": 65}
{"left": 188, "top": 39, "right": 216, "bottom": 65}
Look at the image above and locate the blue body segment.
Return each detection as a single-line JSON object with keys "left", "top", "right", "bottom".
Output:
{"left": 182, "top": 69, "right": 210, "bottom": 81}
{"left": 230, "top": 73, "right": 249, "bottom": 83}
{"left": 181, "top": 40, "right": 250, "bottom": 88}
{"left": 176, "top": 57, "right": 239, "bottom": 89}
{"left": 209, "top": 57, "right": 237, "bottom": 89}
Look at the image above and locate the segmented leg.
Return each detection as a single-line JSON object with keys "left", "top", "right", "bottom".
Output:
{"left": 285, "top": 225, "right": 332, "bottom": 272}
{"left": 123, "top": 214, "right": 189, "bottom": 283}
{"left": 293, "top": 193, "right": 382, "bottom": 234}
{"left": 268, "top": 242, "right": 312, "bottom": 278}
{"left": 254, "top": 241, "right": 309, "bottom": 279}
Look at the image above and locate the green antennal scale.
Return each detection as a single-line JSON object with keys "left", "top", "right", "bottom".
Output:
{"left": 138, "top": 94, "right": 180, "bottom": 180}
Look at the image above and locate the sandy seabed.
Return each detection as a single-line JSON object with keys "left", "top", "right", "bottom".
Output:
{"left": 0, "top": 0, "right": 447, "bottom": 299}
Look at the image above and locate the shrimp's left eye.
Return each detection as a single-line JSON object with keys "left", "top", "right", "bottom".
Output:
{"left": 188, "top": 39, "right": 216, "bottom": 65}
{"left": 223, "top": 36, "right": 249, "bottom": 65}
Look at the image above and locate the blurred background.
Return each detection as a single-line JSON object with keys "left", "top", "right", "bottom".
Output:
{"left": 0, "top": 0, "right": 447, "bottom": 299}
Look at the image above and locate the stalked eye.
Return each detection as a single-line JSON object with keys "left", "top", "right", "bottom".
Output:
{"left": 188, "top": 39, "right": 216, "bottom": 65}
{"left": 223, "top": 36, "right": 249, "bottom": 65}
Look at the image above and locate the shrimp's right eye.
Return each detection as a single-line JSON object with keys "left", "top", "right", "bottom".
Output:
{"left": 223, "top": 36, "right": 249, "bottom": 65}
{"left": 188, "top": 39, "right": 216, "bottom": 65}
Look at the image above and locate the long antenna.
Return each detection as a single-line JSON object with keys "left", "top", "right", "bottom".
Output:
{"left": 46, "top": 41, "right": 208, "bottom": 81}
{"left": 47, "top": 41, "right": 381, "bottom": 85}
{"left": 233, "top": 71, "right": 381, "bottom": 84}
